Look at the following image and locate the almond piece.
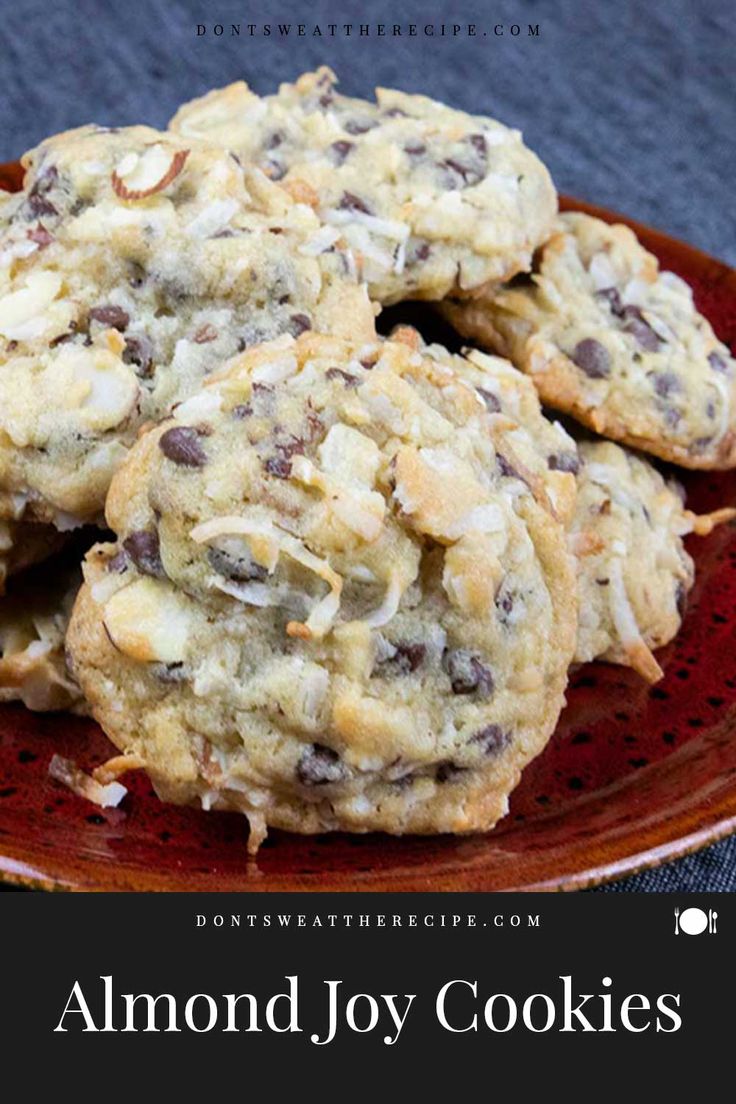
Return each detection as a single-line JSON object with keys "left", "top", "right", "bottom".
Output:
{"left": 111, "top": 146, "right": 190, "bottom": 201}
{"left": 103, "top": 578, "right": 191, "bottom": 663}
{"left": 0, "top": 271, "right": 62, "bottom": 340}
{"left": 56, "top": 346, "right": 139, "bottom": 430}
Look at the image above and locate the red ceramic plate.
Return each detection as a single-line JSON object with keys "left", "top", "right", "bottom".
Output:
{"left": 1, "top": 165, "right": 735, "bottom": 891}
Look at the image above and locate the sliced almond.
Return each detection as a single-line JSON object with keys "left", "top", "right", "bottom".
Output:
{"left": 111, "top": 146, "right": 190, "bottom": 201}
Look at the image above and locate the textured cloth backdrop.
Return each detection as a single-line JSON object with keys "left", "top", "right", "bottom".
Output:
{"left": 0, "top": 0, "right": 733, "bottom": 890}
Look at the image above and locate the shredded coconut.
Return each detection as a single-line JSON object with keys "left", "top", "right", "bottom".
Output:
{"left": 48, "top": 754, "right": 128, "bottom": 808}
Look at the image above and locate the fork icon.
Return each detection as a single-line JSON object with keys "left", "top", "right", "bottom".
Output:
{"left": 674, "top": 906, "right": 680, "bottom": 935}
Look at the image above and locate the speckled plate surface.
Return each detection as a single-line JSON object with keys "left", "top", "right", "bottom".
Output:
{"left": 1, "top": 166, "right": 735, "bottom": 891}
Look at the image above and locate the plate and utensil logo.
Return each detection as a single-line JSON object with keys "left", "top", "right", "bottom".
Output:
{"left": 673, "top": 906, "right": 718, "bottom": 936}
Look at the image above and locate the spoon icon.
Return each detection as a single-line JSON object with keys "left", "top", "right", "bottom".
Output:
{"left": 710, "top": 910, "right": 718, "bottom": 934}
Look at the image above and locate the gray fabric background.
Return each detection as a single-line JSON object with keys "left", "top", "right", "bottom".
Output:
{"left": 0, "top": 0, "right": 734, "bottom": 890}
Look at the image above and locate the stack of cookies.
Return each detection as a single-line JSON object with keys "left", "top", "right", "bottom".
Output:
{"left": 1, "top": 68, "right": 733, "bottom": 848}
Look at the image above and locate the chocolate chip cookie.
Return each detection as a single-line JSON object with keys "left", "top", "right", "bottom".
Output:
{"left": 0, "top": 123, "right": 374, "bottom": 529}
{"left": 170, "top": 67, "right": 557, "bottom": 305}
{"left": 572, "top": 440, "right": 735, "bottom": 682}
{"left": 67, "top": 331, "right": 576, "bottom": 847}
{"left": 441, "top": 212, "right": 736, "bottom": 469}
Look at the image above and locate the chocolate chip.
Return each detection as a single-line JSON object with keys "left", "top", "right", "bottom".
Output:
{"left": 123, "top": 530, "right": 164, "bottom": 577}
{"left": 88, "top": 304, "right": 130, "bottom": 331}
{"left": 266, "top": 161, "right": 287, "bottom": 181}
{"left": 442, "top": 158, "right": 483, "bottom": 187}
{"left": 443, "top": 649, "right": 494, "bottom": 698}
{"left": 344, "top": 118, "right": 377, "bottom": 135}
{"left": 466, "top": 133, "right": 487, "bottom": 157}
{"left": 407, "top": 240, "right": 431, "bottom": 264}
{"left": 470, "top": 724, "right": 510, "bottom": 756}
{"left": 265, "top": 131, "right": 284, "bottom": 150}
{"left": 595, "top": 287, "right": 624, "bottom": 316}
{"left": 572, "top": 338, "right": 611, "bottom": 379}
{"left": 128, "top": 263, "right": 146, "bottom": 289}
{"left": 622, "top": 306, "right": 660, "bottom": 351}
{"left": 339, "top": 191, "right": 372, "bottom": 215}
{"left": 476, "top": 387, "right": 501, "bottom": 413}
{"left": 326, "top": 367, "right": 359, "bottom": 388}
{"left": 288, "top": 313, "right": 311, "bottom": 337}
{"left": 436, "top": 762, "right": 466, "bottom": 783}
{"left": 675, "top": 580, "right": 687, "bottom": 618}
{"left": 708, "top": 351, "right": 730, "bottom": 374}
{"left": 159, "top": 426, "right": 207, "bottom": 467}
{"left": 27, "top": 192, "right": 57, "bottom": 218}
{"left": 208, "top": 546, "right": 267, "bottom": 583}
{"left": 496, "top": 589, "right": 514, "bottom": 622}
{"left": 107, "top": 550, "right": 129, "bottom": 574}
{"left": 547, "top": 451, "right": 580, "bottom": 474}
{"left": 122, "top": 334, "right": 154, "bottom": 376}
{"left": 652, "top": 371, "right": 680, "bottom": 398}
{"left": 404, "top": 142, "right": 426, "bottom": 157}
{"left": 264, "top": 455, "right": 292, "bottom": 479}
{"left": 331, "top": 140, "right": 354, "bottom": 164}
{"left": 376, "top": 642, "right": 426, "bottom": 676}
{"left": 297, "top": 744, "right": 346, "bottom": 786}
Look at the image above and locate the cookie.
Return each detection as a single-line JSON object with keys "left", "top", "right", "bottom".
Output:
{"left": 0, "top": 556, "right": 83, "bottom": 711}
{"left": 170, "top": 67, "right": 557, "bottom": 305}
{"left": 389, "top": 325, "right": 579, "bottom": 527}
{"left": 572, "top": 440, "right": 735, "bottom": 682}
{"left": 67, "top": 331, "right": 576, "bottom": 847}
{"left": 0, "top": 123, "right": 374, "bottom": 528}
{"left": 440, "top": 212, "right": 736, "bottom": 469}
